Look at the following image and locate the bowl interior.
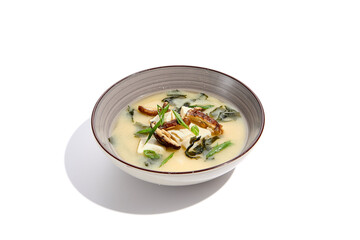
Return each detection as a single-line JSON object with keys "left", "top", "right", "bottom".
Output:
{"left": 92, "top": 66, "right": 265, "bottom": 172}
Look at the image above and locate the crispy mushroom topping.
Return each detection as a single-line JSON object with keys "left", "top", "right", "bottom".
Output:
{"left": 138, "top": 106, "right": 158, "bottom": 116}
{"left": 138, "top": 102, "right": 170, "bottom": 116}
{"left": 159, "top": 118, "right": 191, "bottom": 130}
{"left": 150, "top": 122, "right": 181, "bottom": 149}
{"left": 193, "top": 107, "right": 206, "bottom": 112}
{"left": 162, "top": 101, "right": 169, "bottom": 109}
{"left": 186, "top": 108, "right": 223, "bottom": 135}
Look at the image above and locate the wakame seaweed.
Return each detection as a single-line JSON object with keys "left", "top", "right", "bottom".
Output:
{"left": 166, "top": 90, "right": 187, "bottom": 98}
{"left": 190, "top": 92, "right": 208, "bottom": 102}
{"left": 188, "top": 104, "right": 214, "bottom": 109}
{"left": 108, "top": 136, "right": 115, "bottom": 144}
{"left": 185, "top": 136, "right": 220, "bottom": 159}
{"left": 161, "top": 90, "right": 187, "bottom": 104}
{"left": 196, "top": 92, "right": 208, "bottom": 100}
{"left": 182, "top": 102, "right": 191, "bottom": 107}
{"left": 161, "top": 96, "right": 187, "bottom": 105}
{"left": 210, "top": 105, "right": 241, "bottom": 122}
{"left": 127, "top": 105, "right": 135, "bottom": 122}
{"left": 185, "top": 136, "right": 202, "bottom": 159}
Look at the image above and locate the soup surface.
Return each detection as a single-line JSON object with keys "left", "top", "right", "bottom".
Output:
{"left": 109, "top": 90, "right": 248, "bottom": 172}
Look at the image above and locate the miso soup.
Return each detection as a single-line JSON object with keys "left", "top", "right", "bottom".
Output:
{"left": 109, "top": 90, "right": 248, "bottom": 172}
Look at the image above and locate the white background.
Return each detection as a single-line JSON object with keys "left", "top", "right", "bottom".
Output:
{"left": 1, "top": 0, "right": 359, "bottom": 239}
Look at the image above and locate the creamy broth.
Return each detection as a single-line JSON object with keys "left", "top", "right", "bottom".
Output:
{"left": 109, "top": 91, "right": 248, "bottom": 172}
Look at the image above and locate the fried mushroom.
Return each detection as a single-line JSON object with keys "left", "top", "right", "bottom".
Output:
{"left": 186, "top": 108, "right": 223, "bottom": 135}
{"left": 138, "top": 101, "right": 170, "bottom": 116}
{"left": 159, "top": 118, "right": 191, "bottom": 130}
{"left": 138, "top": 106, "right": 158, "bottom": 116}
{"left": 150, "top": 122, "right": 181, "bottom": 149}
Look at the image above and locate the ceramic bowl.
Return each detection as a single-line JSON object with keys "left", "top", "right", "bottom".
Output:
{"left": 91, "top": 66, "right": 265, "bottom": 186}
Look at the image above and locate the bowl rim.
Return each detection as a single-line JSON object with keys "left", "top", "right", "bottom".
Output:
{"left": 91, "top": 65, "right": 265, "bottom": 175}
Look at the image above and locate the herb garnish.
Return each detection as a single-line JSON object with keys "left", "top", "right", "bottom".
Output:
{"left": 135, "top": 127, "right": 152, "bottom": 135}
{"left": 191, "top": 125, "right": 199, "bottom": 136}
{"left": 134, "top": 122, "right": 152, "bottom": 137}
{"left": 157, "top": 104, "right": 162, "bottom": 115}
{"left": 143, "top": 150, "right": 161, "bottom": 160}
{"left": 172, "top": 110, "right": 190, "bottom": 129}
{"left": 157, "top": 104, "right": 169, "bottom": 125}
{"left": 206, "top": 141, "right": 232, "bottom": 159}
{"left": 159, "top": 152, "right": 175, "bottom": 167}
{"left": 145, "top": 103, "right": 170, "bottom": 144}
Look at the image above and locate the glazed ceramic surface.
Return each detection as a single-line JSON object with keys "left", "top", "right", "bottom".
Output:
{"left": 91, "top": 66, "right": 265, "bottom": 186}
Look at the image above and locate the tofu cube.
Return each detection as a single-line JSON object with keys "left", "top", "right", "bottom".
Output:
{"left": 137, "top": 138, "right": 166, "bottom": 155}
{"left": 180, "top": 106, "right": 192, "bottom": 118}
{"left": 181, "top": 124, "right": 212, "bottom": 149}
{"left": 190, "top": 123, "right": 211, "bottom": 139}
{"left": 168, "top": 129, "right": 194, "bottom": 144}
{"left": 150, "top": 111, "right": 175, "bottom": 123}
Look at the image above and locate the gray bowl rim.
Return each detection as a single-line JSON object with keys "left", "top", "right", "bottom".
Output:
{"left": 91, "top": 65, "right": 265, "bottom": 175}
